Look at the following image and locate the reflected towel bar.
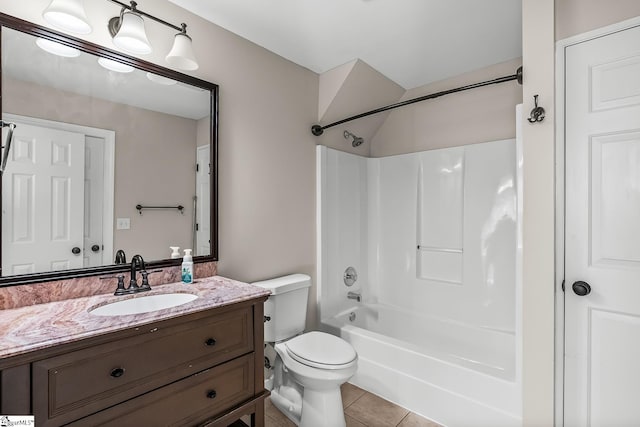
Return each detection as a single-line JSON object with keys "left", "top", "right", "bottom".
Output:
{"left": 136, "top": 204, "right": 184, "bottom": 215}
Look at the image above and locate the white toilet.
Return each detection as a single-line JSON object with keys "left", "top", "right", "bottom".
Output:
{"left": 252, "top": 274, "right": 358, "bottom": 427}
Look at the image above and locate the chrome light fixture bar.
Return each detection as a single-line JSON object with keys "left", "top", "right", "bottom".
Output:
{"left": 107, "top": 0, "right": 199, "bottom": 70}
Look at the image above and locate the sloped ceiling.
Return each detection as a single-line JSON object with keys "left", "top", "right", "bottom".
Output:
{"left": 316, "top": 60, "right": 405, "bottom": 156}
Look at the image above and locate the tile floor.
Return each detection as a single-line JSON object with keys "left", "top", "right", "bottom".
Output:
{"left": 263, "top": 382, "right": 443, "bottom": 427}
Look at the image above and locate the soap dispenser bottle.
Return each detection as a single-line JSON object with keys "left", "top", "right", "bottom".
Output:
{"left": 170, "top": 246, "right": 181, "bottom": 259}
{"left": 181, "top": 249, "right": 194, "bottom": 284}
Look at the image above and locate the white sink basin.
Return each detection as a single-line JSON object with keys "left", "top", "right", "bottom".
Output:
{"left": 89, "top": 293, "right": 198, "bottom": 316}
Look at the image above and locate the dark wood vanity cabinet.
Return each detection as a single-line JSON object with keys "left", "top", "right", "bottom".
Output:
{"left": 0, "top": 298, "right": 268, "bottom": 427}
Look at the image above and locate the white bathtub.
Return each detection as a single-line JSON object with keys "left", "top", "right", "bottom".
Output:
{"left": 322, "top": 304, "right": 522, "bottom": 427}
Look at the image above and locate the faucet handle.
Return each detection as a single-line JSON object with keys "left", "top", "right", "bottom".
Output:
{"left": 100, "top": 274, "right": 127, "bottom": 296}
{"left": 139, "top": 271, "right": 150, "bottom": 290}
{"left": 140, "top": 269, "right": 161, "bottom": 290}
{"left": 115, "top": 275, "right": 126, "bottom": 294}
{"left": 140, "top": 270, "right": 152, "bottom": 289}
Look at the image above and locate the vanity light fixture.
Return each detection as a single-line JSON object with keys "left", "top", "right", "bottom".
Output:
{"left": 165, "top": 24, "right": 198, "bottom": 71}
{"left": 107, "top": 0, "right": 199, "bottom": 71}
{"left": 109, "top": 2, "right": 152, "bottom": 55}
{"left": 98, "top": 57, "right": 135, "bottom": 73}
{"left": 42, "top": 0, "right": 92, "bottom": 35}
{"left": 35, "top": 37, "right": 81, "bottom": 58}
{"left": 41, "top": 0, "right": 200, "bottom": 70}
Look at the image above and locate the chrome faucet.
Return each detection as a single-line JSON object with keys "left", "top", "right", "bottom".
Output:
{"left": 347, "top": 291, "right": 362, "bottom": 302}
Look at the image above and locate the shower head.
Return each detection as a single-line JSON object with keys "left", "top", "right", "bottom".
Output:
{"left": 343, "top": 130, "right": 364, "bottom": 148}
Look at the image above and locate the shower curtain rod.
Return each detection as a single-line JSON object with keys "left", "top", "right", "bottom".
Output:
{"left": 311, "top": 66, "right": 523, "bottom": 136}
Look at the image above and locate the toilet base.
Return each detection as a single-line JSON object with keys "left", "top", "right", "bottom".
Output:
{"left": 271, "top": 385, "right": 346, "bottom": 427}
{"left": 299, "top": 387, "right": 346, "bottom": 427}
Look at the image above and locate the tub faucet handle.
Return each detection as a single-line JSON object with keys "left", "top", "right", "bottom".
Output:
{"left": 344, "top": 266, "right": 358, "bottom": 286}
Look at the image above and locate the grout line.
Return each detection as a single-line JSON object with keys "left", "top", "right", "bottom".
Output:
{"left": 396, "top": 412, "right": 411, "bottom": 426}
{"left": 345, "top": 389, "right": 367, "bottom": 409}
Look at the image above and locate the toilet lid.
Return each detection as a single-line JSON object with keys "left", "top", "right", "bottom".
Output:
{"left": 285, "top": 331, "right": 357, "bottom": 369}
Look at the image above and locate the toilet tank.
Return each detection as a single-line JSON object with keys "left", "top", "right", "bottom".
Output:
{"left": 252, "top": 274, "right": 311, "bottom": 342}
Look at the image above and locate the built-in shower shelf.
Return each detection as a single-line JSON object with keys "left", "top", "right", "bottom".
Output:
{"left": 416, "top": 245, "right": 462, "bottom": 253}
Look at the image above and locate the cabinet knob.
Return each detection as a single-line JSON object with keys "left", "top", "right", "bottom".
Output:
{"left": 206, "top": 390, "right": 217, "bottom": 399}
{"left": 110, "top": 367, "right": 125, "bottom": 378}
{"left": 205, "top": 338, "right": 216, "bottom": 346}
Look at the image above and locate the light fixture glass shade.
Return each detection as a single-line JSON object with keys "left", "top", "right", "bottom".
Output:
{"left": 98, "top": 57, "right": 135, "bottom": 73}
{"left": 146, "top": 72, "right": 177, "bottom": 86}
{"left": 112, "top": 11, "right": 152, "bottom": 55}
{"left": 166, "top": 33, "right": 198, "bottom": 71}
{"left": 42, "top": 0, "right": 92, "bottom": 34}
{"left": 35, "top": 38, "right": 81, "bottom": 58}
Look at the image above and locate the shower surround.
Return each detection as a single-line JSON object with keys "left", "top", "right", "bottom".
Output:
{"left": 316, "top": 135, "right": 522, "bottom": 425}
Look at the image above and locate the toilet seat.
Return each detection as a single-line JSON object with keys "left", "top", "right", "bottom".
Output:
{"left": 284, "top": 331, "right": 357, "bottom": 370}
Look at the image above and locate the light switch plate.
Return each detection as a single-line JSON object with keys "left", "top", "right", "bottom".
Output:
{"left": 116, "top": 218, "right": 130, "bottom": 230}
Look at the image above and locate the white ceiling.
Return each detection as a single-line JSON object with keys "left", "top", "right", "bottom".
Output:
{"left": 169, "top": 0, "right": 522, "bottom": 89}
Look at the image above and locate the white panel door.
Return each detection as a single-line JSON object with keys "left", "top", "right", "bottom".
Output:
{"left": 196, "top": 144, "right": 210, "bottom": 256}
{"left": 2, "top": 122, "right": 85, "bottom": 274}
{"left": 565, "top": 24, "right": 640, "bottom": 427}
{"left": 83, "top": 136, "right": 105, "bottom": 267}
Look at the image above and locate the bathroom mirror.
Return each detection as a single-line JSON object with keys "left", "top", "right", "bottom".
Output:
{"left": 0, "top": 14, "right": 218, "bottom": 285}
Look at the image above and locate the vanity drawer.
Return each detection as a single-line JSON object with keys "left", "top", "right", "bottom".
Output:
{"left": 33, "top": 306, "right": 253, "bottom": 426}
{"left": 69, "top": 353, "right": 255, "bottom": 427}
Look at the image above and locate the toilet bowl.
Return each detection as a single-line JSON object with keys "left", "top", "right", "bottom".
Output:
{"left": 271, "top": 332, "right": 357, "bottom": 427}
{"left": 252, "top": 274, "right": 358, "bottom": 427}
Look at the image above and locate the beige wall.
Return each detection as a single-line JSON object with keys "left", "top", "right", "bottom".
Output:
{"left": 4, "top": 77, "right": 197, "bottom": 261}
{"left": 556, "top": 0, "right": 640, "bottom": 40}
{"left": 370, "top": 58, "right": 523, "bottom": 157}
{"left": 197, "top": 116, "right": 209, "bottom": 149}
{"left": 522, "top": 0, "right": 555, "bottom": 425}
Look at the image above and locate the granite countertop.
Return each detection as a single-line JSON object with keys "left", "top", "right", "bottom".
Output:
{"left": 0, "top": 276, "right": 270, "bottom": 360}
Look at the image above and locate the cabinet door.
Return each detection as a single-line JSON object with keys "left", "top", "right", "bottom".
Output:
{"left": 68, "top": 354, "right": 254, "bottom": 427}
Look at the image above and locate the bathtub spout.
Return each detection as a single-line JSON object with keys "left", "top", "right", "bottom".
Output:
{"left": 347, "top": 291, "right": 361, "bottom": 302}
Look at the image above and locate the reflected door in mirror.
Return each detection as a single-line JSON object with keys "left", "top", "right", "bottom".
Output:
{"left": 2, "top": 122, "right": 86, "bottom": 274}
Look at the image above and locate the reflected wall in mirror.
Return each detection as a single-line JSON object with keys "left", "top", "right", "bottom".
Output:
{"left": 0, "top": 15, "right": 218, "bottom": 284}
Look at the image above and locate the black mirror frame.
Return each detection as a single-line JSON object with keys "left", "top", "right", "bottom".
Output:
{"left": 0, "top": 13, "right": 219, "bottom": 286}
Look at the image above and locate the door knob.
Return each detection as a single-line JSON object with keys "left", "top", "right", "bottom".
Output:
{"left": 91, "top": 244, "right": 100, "bottom": 252}
{"left": 572, "top": 281, "right": 591, "bottom": 296}
{"left": 71, "top": 247, "right": 81, "bottom": 255}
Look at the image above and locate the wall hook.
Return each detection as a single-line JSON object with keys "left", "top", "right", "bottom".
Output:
{"left": 527, "top": 94, "right": 545, "bottom": 123}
